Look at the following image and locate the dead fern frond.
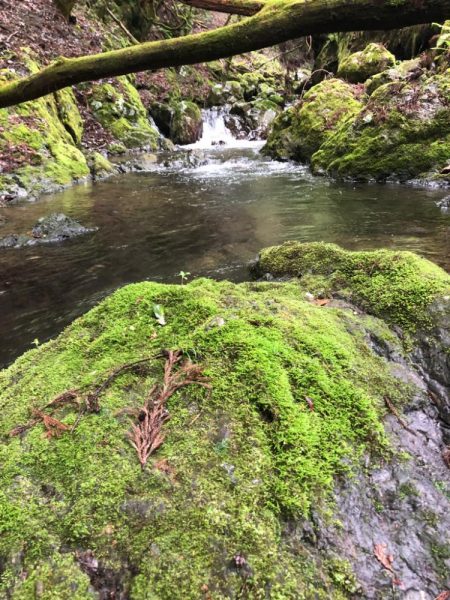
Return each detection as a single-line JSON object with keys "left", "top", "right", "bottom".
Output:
{"left": 128, "top": 350, "right": 210, "bottom": 468}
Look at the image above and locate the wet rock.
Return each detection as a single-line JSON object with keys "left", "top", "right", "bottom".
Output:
{"left": 0, "top": 213, "right": 97, "bottom": 248}
{"left": 170, "top": 101, "right": 203, "bottom": 145}
{"left": 436, "top": 195, "right": 450, "bottom": 212}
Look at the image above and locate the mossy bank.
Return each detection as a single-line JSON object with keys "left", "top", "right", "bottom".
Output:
{"left": 1, "top": 243, "right": 449, "bottom": 598}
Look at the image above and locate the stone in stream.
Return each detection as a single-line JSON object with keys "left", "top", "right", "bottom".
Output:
{"left": 0, "top": 213, "right": 97, "bottom": 248}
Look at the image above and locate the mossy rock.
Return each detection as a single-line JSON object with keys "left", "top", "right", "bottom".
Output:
{"left": 0, "top": 86, "right": 89, "bottom": 199}
{"left": 364, "top": 58, "right": 422, "bottom": 96}
{"left": 312, "top": 72, "right": 450, "bottom": 183}
{"left": 170, "top": 101, "right": 203, "bottom": 145}
{"left": 262, "top": 79, "right": 362, "bottom": 162}
{"left": 88, "top": 77, "right": 159, "bottom": 151}
{"left": 1, "top": 243, "right": 450, "bottom": 596}
{"left": 86, "top": 152, "right": 116, "bottom": 181}
{"left": 256, "top": 241, "right": 450, "bottom": 332}
{"left": 54, "top": 88, "right": 84, "bottom": 145}
{"left": 0, "top": 275, "right": 415, "bottom": 597}
{"left": 207, "top": 80, "right": 244, "bottom": 106}
{"left": 338, "top": 43, "right": 396, "bottom": 84}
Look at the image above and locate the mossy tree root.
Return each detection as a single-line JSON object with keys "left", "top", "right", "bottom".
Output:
{"left": 1, "top": 0, "right": 450, "bottom": 108}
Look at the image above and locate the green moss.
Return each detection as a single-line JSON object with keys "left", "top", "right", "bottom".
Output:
{"left": 0, "top": 90, "right": 89, "bottom": 196}
{"left": 88, "top": 77, "right": 159, "bottom": 151}
{"left": 337, "top": 43, "right": 396, "bottom": 84}
{"left": 257, "top": 241, "right": 450, "bottom": 331}
{"left": 0, "top": 271, "right": 413, "bottom": 598}
{"left": 54, "top": 88, "right": 84, "bottom": 145}
{"left": 312, "top": 73, "right": 450, "bottom": 182}
{"left": 87, "top": 151, "right": 116, "bottom": 180}
{"left": 263, "top": 79, "right": 362, "bottom": 162}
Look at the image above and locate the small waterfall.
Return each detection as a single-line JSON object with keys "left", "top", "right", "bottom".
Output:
{"left": 189, "top": 108, "right": 238, "bottom": 148}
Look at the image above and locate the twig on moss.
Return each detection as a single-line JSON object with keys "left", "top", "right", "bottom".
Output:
{"left": 128, "top": 350, "right": 210, "bottom": 468}
{"left": 384, "top": 396, "right": 417, "bottom": 436}
{"left": 9, "top": 357, "right": 156, "bottom": 438}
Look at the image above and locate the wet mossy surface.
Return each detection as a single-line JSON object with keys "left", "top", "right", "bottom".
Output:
{"left": 88, "top": 77, "right": 159, "bottom": 152}
{"left": 312, "top": 72, "right": 450, "bottom": 183}
{"left": 257, "top": 241, "right": 450, "bottom": 332}
{"left": 0, "top": 252, "right": 426, "bottom": 598}
{"left": 337, "top": 43, "right": 395, "bottom": 84}
{"left": 262, "top": 79, "right": 362, "bottom": 162}
{"left": 0, "top": 86, "right": 90, "bottom": 198}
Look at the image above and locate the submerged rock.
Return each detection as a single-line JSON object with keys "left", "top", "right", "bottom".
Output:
{"left": 0, "top": 243, "right": 449, "bottom": 598}
{"left": 0, "top": 213, "right": 97, "bottom": 248}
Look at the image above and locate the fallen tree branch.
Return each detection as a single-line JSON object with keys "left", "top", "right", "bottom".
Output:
{"left": 178, "top": 0, "right": 265, "bottom": 15}
{"left": 104, "top": 6, "right": 140, "bottom": 45}
{"left": 1, "top": 0, "right": 450, "bottom": 108}
{"left": 9, "top": 357, "right": 155, "bottom": 438}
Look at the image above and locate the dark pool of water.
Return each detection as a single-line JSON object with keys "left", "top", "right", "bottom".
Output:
{"left": 1, "top": 145, "right": 450, "bottom": 367}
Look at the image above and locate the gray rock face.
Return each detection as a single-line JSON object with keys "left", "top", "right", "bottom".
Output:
{"left": 282, "top": 304, "right": 450, "bottom": 599}
{"left": 0, "top": 213, "right": 97, "bottom": 248}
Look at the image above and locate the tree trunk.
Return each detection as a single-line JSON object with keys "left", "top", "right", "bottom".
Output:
{"left": 1, "top": 0, "right": 449, "bottom": 109}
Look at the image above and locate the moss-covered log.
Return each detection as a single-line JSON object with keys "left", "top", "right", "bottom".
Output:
{"left": 179, "top": 0, "right": 265, "bottom": 15}
{"left": 1, "top": 0, "right": 450, "bottom": 109}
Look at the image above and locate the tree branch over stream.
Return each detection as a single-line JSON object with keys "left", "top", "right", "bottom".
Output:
{"left": 1, "top": 0, "right": 450, "bottom": 108}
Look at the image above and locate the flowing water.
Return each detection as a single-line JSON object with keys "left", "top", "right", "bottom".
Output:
{"left": 1, "top": 113, "right": 450, "bottom": 367}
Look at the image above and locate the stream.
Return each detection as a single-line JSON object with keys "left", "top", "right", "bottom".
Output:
{"left": 1, "top": 111, "right": 450, "bottom": 367}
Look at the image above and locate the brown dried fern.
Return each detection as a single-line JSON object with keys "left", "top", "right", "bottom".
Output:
{"left": 128, "top": 350, "right": 210, "bottom": 468}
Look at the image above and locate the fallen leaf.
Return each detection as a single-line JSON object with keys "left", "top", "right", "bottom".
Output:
{"left": 315, "top": 298, "right": 330, "bottom": 306}
{"left": 374, "top": 543, "right": 394, "bottom": 573}
{"left": 435, "top": 592, "right": 450, "bottom": 600}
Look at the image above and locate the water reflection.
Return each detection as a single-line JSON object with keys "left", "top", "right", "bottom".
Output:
{"left": 0, "top": 146, "right": 449, "bottom": 366}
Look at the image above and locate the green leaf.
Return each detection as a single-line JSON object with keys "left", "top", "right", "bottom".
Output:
{"left": 153, "top": 304, "right": 166, "bottom": 326}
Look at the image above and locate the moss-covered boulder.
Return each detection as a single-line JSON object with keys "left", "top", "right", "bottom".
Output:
{"left": 0, "top": 86, "right": 90, "bottom": 201}
{"left": 256, "top": 241, "right": 450, "bottom": 332}
{"left": 1, "top": 244, "right": 450, "bottom": 598}
{"left": 88, "top": 77, "right": 159, "bottom": 152}
{"left": 170, "top": 101, "right": 203, "bottom": 145}
{"left": 207, "top": 80, "right": 244, "bottom": 106}
{"left": 338, "top": 43, "right": 396, "bottom": 84}
{"left": 312, "top": 72, "right": 450, "bottom": 183}
{"left": 263, "top": 79, "right": 362, "bottom": 162}
{"left": 364, "top": 57, "right": 422, "bottom": 96}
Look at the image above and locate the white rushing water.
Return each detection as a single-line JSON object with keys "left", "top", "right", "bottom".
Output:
{"left": 187, "top": 108, "right": 262, "bottom": 149}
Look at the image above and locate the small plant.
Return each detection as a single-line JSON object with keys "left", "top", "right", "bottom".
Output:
{"left": 178, "top": 270, "right": 191, "bottom": 285}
